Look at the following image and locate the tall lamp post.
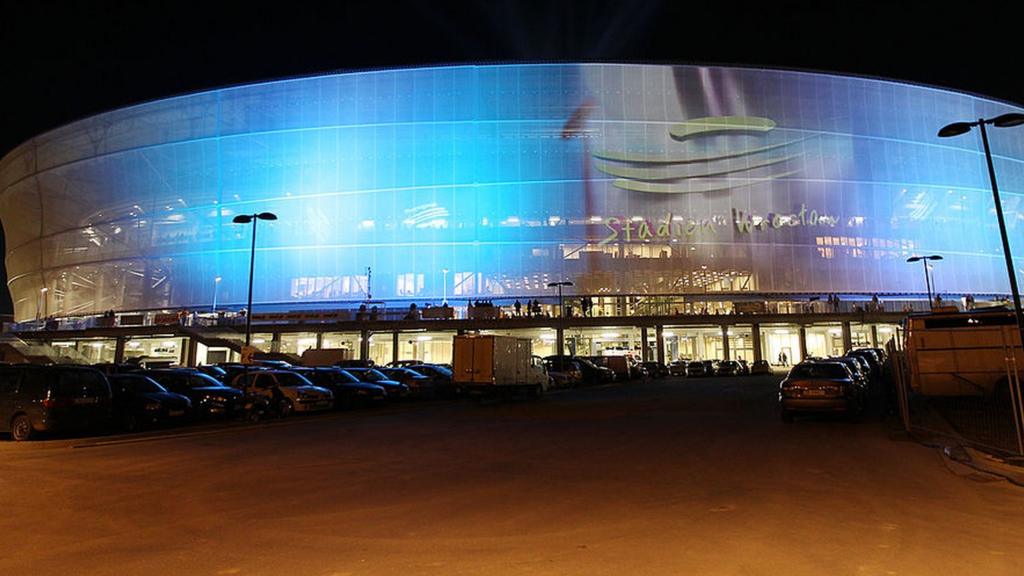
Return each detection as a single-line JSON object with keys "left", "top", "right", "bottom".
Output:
{"left": 232, "top": 212, "right": 277, "bottom": 348}
{"left": 906, "top": 255, "right": 943, "bottom": 309}
{"left": 442, "top": 268, "right": 449, "bottom": 306}
{"left": 547, "top": 281, "right": 574, "bottom": 318}
{"left": 211, "top": 276, "right": 222, "bottom": 312}
{"left": 547, "top": 280, "right": 574, "bottom": 356}
{"left": 938, "top": 113, "right": 1024, "bottom": 356}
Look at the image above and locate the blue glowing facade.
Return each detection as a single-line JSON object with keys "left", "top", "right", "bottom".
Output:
{"left": 2, "top": 64, "right": 1023, "bottom": 320}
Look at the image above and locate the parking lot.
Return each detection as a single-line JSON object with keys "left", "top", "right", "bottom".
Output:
{"left": 2, "top": 374, "right": 1023, "bottom": 575}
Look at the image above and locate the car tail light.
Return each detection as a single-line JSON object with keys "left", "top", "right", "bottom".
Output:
{"left": 42, "top": 398, "right": 56, "bottom": 409}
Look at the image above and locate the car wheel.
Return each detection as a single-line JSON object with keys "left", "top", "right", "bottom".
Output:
{"left": 122, "top": 413, "right": 140, "bottom": 432}
{"left": 780, "top": 410, "right": 794, "bottom": 423}
{"left": 278, "top": 399, "right": 294, "bottom": 418}
{"left": 10, "top": 414, "right": 33, "bottom": 442}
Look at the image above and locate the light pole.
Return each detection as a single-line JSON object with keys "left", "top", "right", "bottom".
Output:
{"left": 906, "top": 255, "right": 942, "bottom": 309}
{"left": 211, "top": 276, "right": 222, "bottom": 312}
{"left": 939, "top": 112, "right": 1024, "bottom": 353}
{"left": 232, "top": 212, "right": 277, "bottom": 348}
{"left": 442, "top": 268, "right": 449, "bottom": 306}
{"left": 547, "top": 281, "right": 573, "bottom": 318}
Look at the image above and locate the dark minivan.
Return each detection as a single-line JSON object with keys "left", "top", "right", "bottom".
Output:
{"left": 0, "top": 365, "right": 113, "bottom": 441}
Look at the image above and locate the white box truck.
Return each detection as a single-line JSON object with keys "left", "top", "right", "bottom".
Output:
{"left": 453, "top": 334, "right": 548, "bottom": 397}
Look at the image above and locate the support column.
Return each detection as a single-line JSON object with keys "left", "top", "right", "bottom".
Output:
{"left": 392, "top": 331, "right": 400, "bottom": 363}
{"left": 556, "top": 326, "right": 565, "bottom": 356}
{"left": 270, "top": 333, "right": 281, "bottom": 353}
{"left": 640, "top": 327, "right": 650, "bottom": 362}
{"left": 113, "top": 336, "right": 126, "bottom": 364}
{"left": 655, "top": 325, "right": 665, "bottom": 365}
{"left": 870, "top": 325, "right": 879, "bottom": 347}
{"left": 721, "top": 325, "right": 730, "bottom": 360}
{"left": 315, "top": 332, "right": 324, "bottom": 350}
{"left": 186, "top": 337, "right": 198, "bottom": 367}
{"left": 798, "top": 326, "right": 808, "bottom": 361}
{"left": 359, "top": 329, "right": 370, "bottom": 361}
{"left": 751, "top": 323, "right": 762, "bottom": 362}
{"left": 841, "top": 321, "right": 853, "bottom": 354}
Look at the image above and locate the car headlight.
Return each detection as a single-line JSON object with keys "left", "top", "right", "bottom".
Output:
{"left": 144, "top": 402, "right": 162, "bottom": 411}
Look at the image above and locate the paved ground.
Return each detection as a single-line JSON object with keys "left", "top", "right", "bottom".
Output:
{"left": 2, "top": 375, "right": 1023, "bottom": 575}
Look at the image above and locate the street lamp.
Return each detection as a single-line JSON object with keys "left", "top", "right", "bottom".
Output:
{"left": 232, "top": 212, "right": 277, "bottom": 348}
{"left": 906, "top": 255, "right": 943, "bottom": 309}
{"left": 547, "top": 281, "right": 574, "bottom": 318}
{"left": 939, "top": 112, "right": 1024, "bottom": 352}
{"left": 211, "top": 276, "right": 222, "bottom": 312}
{"left": 442, "top": 268, "right": 449, "bottom": 306}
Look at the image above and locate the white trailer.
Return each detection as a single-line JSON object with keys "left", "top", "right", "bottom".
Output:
{"left": 452, "top": 334, "right": 547, "bottom": 396}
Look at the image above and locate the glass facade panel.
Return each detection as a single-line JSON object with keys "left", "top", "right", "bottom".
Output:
{"left": 3, "top": 64, "right": 1022, "bottom": 321}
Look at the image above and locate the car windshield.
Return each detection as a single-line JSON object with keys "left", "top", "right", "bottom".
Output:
{"left": 188, "top": 373, "right": 226, "bottom": 388}
{"left": 272, "top": 372, "right": 314, "bottom": 387}
{"left": 789, "top": 364, "right": 849, "bottom": 379}
{"left": 113, "top": 376, "right": 166, "bottom": 394}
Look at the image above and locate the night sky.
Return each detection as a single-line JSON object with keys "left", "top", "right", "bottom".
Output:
{"left": 1, "top": 0, "right": 1020, "bottom": 316}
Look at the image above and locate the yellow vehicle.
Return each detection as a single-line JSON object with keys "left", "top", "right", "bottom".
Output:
{"left": 904, "top": 309, "right": 1022, "bottom": 396}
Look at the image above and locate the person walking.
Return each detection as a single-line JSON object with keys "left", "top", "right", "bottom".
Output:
{"left": 514, "top": 299, "right": 522, "bottom": 316}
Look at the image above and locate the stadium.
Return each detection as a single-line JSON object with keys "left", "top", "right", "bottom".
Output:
{"left": 2, "top": 63, "right": 1022, "bottom": 365}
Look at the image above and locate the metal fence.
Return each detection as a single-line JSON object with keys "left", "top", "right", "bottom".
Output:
{"left": 890, "top": 337, "right": 1024, "bottom": 456}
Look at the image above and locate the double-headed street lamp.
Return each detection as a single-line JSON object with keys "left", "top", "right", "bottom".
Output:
{"left": 939, "top": 112, "right": 1024, "bottom": 354}
{"left": 547, "top": 281, "right": 574, "bottom": 318}
{"left": 906, "top": 255, "right": 942, "bottom": 308}
{"left": 232, "top": 212, "right": 277, "bottom": 348}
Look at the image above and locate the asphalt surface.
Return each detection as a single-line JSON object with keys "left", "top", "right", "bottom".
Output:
{"left": 2, "top": 375, "right": 1023, "bottom": 575}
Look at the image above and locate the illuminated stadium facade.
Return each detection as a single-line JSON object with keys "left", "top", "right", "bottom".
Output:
{"left": 1, "top": 63, "right": 1023, "bottom": 365}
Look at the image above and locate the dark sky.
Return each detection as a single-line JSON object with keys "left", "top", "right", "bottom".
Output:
{"left": 0, "top": 0, "right": 1020, "bottom": 315}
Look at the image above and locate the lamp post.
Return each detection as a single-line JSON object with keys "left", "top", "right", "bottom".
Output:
{"left": 939, "top": 112, "right": 1024, "bottom": 355}
{"left": 442, "top": 268, "right": 449, "bottom": 306}
{"left": 232, "top": 212, "right": 277, "bottom": 347}
{"left": 547, "top": 280, "right": 573, "bottom": 356}
{"left": 547, "top": 281, "right": 573, "bottom": 318}
{"left": 211, "top": 276, "right": 222, "bottom": 312}
{"left": 906, "top": 255, "right": 943, "bottom": 309}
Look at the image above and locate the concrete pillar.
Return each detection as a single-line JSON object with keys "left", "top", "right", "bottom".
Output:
{"left": 556, "top": 326, "right": 565, "bottom": 356}
{"left": 721, "top": 325, "right": 730, "bottom": 360}
{"left": 798, "top": 326, "right": 808, "bottom": 361}
{"left": 751, "top": 323, "right": 762, "bottom": 362}
{"left": 841, "top": 321, "right": 853, "bottom": 354}
{"left": 655, "top": 325, "right": 665, "bottom": 365}
{"left": 186, "top": 337, "right": 198, "bottom": 367}
{"left": 270, "top": 333, "right": 281, "bottom": 353}
{"left": 392, "top": 331, "right": 400, "bottom": 363}
{"left": 359, "top": 329, "right": 370, "bottom": 361}
{"left": 315, "top": 332, "right": 324, "bottom": 349}
{"left": 640, "top": 327, "right": 650, "bottom": 362}
{"left": 870, "top": 325, "right": 879, "bottom": 347}
{"left": 113, "top": 336, "right": 126, "bottom": 364}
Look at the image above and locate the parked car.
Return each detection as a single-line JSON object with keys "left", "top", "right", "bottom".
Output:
{"left": 403, "top": 364, "right": 455, "bottom": 397}
{"left": 736, "top": 359, "right": 751, "bottom": 375}
{"left": 333, "top": 359, "right": 377, "bottom": 368}
{"left": 542, "top": 357, "right": 584, "bottom": 388}
{"left": 108, "top": 373, "right": 192, "bottom": 431}
{"left": 845, "top": 348, "right": 883, "bottom": 380}
{"left": 216, "top": 363, "right": 269, "bottom": 387}
{"left": 821, "top": 357, "right": 870, "bottom": 390}
{"left": 230, "top": 370, "right": 334, "bottom": 415}
{"left": 1, "top": 365, "right": 113, "bottom": 441}
{"left": 641, "top": 361, "right": 669, "bottom": 379}
{"left": 385, "top": 359, "right": 426, "bottom": 368}
{"left": 338, "top": 368, "right": 410, "bottom": 399}
{"left": 716, "top": 360, "right": 741, "bottom": 376}
{"left": 750, "top": 359, "right": 772, "bottom": 375}
{"left": 195, "top": 365, "right": 229, "bottom": 382}
{"left": 686, "top": 361, "right": 709, "bottom": 377}
{"left": 289, "top": 367, "right": 387, "bottom": 407}
{"left": 668, "top": 360, "right": 689, "bottom": 377}
{"left": 379, "top": 367, "right": 436, "bottom": 398}
{"left": 544, "top": 355, "right": 610, "bottom": 385}
{"left": 144, "top": 368, "right": 244, "bottom": 418}
{"left": 778, "top": 361, "right": 866, "bottom": 422}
